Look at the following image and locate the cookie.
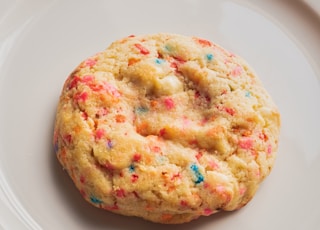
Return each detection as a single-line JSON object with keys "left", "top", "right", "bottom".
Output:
{"left": 53, "top": 33, "right": 280, "bottom": 224}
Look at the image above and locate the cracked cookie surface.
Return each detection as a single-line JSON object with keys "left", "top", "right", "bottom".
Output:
{"left": 53, "top": 33, "right": 280, "bottom": 224}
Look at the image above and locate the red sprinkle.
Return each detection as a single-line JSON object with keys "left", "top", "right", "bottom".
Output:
{"left": 115, "top": 189, "right": 126, "bottom": 198}
{"left": 133, "top": 153, "right": 142, "bottom": 162}
{"left": 80, "top": 175, "right": 85, "bottom": 183}
{"left": 131, "top": 174, "right": 139, "bottom": 183}
{"left": 195, "top": 38, "right": 212, "bottom": 47}
{"left": 74, "top": 91, "right": 88, "bottom": 102}
{"left": 159, "top": 128, "right": 166, "bottom": 137}
{"left": 63, "top": 134, "right": 72, "bottom": 144}
{"left": 224, "top": 107, "right": 235, "bottom": 116}
{"left": 134, "top": 43, "right": 150, "bottom": 55}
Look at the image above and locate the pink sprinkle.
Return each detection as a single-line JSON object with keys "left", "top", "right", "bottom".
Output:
{"left": 216, "top": 185, "right": 225, "bottom": 194}
{"left": 115, "top": 189, "right": 126, "bottom": 198}
{"left": 104, "top": 83, "right": 121, "bottom": 98}
{"left": 231, "top": 65, "right": 243, "bottom": 77}
{"left": 164, "top": 98, "right": 175, "bottom": 110}
{"left": 84, "top": 59, "right": 97, "bottom": 67}
{"left": 74, "top": 92, "right": 88, "bottom": 102}
{"left": 96, "top": 107, "right": 108, "bottom": 117}
{"left": 182, "top": 116, "right": 191, "bottom": 126}
{"left": 151, "top": 146, "right": 161, "bottom": 153}
{"left": 267, "top": 144, "right": 272, "bottom": 155}
{"left": 82, "top": 75, "right": 94, "bottom": 83}
{"left": 134, "top": 43, "right": 150, "bottom": 55}
{"left": 203, "top": 208, "right": 213, "bottom": 216}
{"left": 209, "top": 160, "right": 219, "bottom": 170}
{"left": 239, "top": 137, "right": 253, "bottom": 150}
{"left": 95, "top": 129, "right": 105, "bottom": 140}
{"left": 239, "top": 187, "right": 247, "bottom": 195}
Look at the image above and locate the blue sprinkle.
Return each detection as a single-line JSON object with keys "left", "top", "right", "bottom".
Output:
{"left": 129, "top": 164, "right": 135, "bottom": 172}
{"left": 190, "top": 164, "right": 204, "bottom": 184}
{"left": 54, "top": 142, "right": 59, "bottom": 154}
{"left": 107, "top": 139, "right": 113, "bottom": 149}
{"left": 90, "top": 196, "right": 103, "bottom": 204}
{"left": 135, "top": 106, "right": 149, "bottom": 114}
{"left": 245, "top": 91, "right": 251, "bottom": 97}
{"left": 206, "top": 53, "right": 214, "bottom": 61}
{"left": 155, "top": 58, "right": 165, "bottom": 64}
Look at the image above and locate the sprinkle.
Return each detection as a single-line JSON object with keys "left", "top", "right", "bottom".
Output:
{"left": 231, "top": 65, "right": 243, "bottom": 77}
{"left": 161, "top": 214, "right": 173, "bottom": 221}
{"left": 128, "top": 57, "right": 140, "bottom": 66}
{"left": 155, "top": 58, "right": 165, "bottom": 64}
{"left": 239, "top": 137, "right": 253, "bottom": 150}
{"left": 79, "top": 176, "right": 85, "bottom": 184}
{"left": 203, "top": 208, "right": 213, "bottom": 216}
{"left": 54, "top": 142, "right": 59, "bottom": 153}
{"left": 63, "top": 134, "right": 72, "bottom": 145}
{"left": 195, "top": 151, "right": 203, "bottom": 160}
{"left": 239, "top": 187, "right": 247, "bottom": 195}
{"left": 267, "top": 144, "right": 272, "bottom": 155}
{"left": 90, "top": 196, "right": 103, "bottom": 204}
{"left": 107, "top": 139, "right": 113, "bottom": 149}
{"left": 245, "top": 91, "right": 251, "bottom": 97}
{"left": 224, "top": 107, "right": 235, "bottom": 116}
{"left": 133, "top": 153, "right": 142, "bottom": 162}
{"left": 195, "top": 38, "right": 212, "bottom": 47}
{"left": 180, "top": 200, "right": 188, "bottom": 207}
{"left": 134, "top": 43, "right": 150, "bottom": 55}
{"left": 159, "top": 128, "right": 166, "bottom": 137}
{"left": 115, "top": 189, "right": 126, "bottom": 198}
{"left": 115, "top": 114, "right": 126, "bottom": 123}
{"left": 95, "top": 129, "right": 105, "bottom": 140}
{"left": 84, "top": 58, "right": 96, "bottom": 67}
{"left": 190, "top": 164, "right": 204, "bottom": 184}
{"left": 104, "top": 83, "right": 120, "bottom": 98}
{"left": 74, "top": 91, "right": 88, "bottom": 102}
{"left": 129, "top": 164, "right": 135, "bottom": 172}
{"left": 131, "top": 174, "right": 139, "bottom": 182}
{"left": 81, "top": 111, "right": 88, "bottom": 120}
{"left": 135, "top": 106, "right": 149, "bottom": 114}
{"left": 206, "top": 53, "right": 214, "bottom": 61}
{"left": 164, "top": 97, "right": 175, "bottom": 110}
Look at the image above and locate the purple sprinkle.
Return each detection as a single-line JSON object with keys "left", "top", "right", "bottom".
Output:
{"left": 54, "top": 142, "right": 59, "bottom": 154}
{"left": 107, "top": 139, "right": 113, "bottom": 149}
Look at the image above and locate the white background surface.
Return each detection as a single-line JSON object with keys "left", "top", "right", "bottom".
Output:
{"left": 0, "top": 0, "right": 320, "bottom": 229}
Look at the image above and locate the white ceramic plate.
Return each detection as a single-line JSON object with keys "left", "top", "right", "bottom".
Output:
{"left": 1, "top": 0, "right": 320, "bottom": 229}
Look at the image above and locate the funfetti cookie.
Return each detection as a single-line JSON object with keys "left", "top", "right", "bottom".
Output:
{"left": 53, "top": 33, "right": 280, "bottom": 224}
